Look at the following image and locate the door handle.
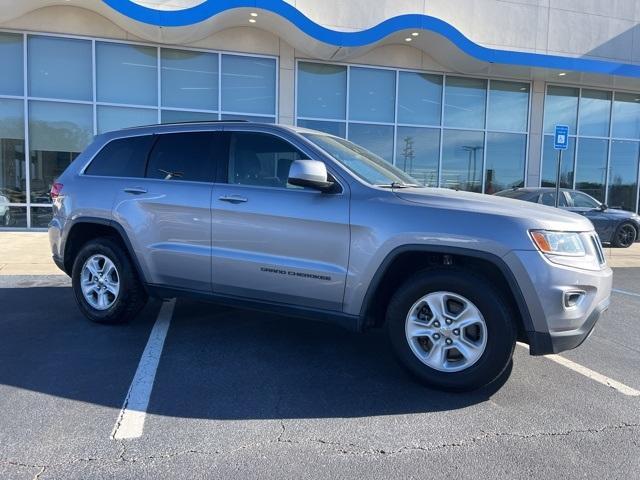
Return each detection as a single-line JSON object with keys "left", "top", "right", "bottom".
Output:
{"left": 218, "top": 195, "right": 248, "bottom": 204}
{"left": 123, "top": 187, "right": 148, "bottom": 195}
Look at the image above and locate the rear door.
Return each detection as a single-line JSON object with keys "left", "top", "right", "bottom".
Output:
{"left": 210, "top": 129, "right": 350, "bottom": 312}
{"left": 112, "top": 130, "right": 222, "bottom": 292}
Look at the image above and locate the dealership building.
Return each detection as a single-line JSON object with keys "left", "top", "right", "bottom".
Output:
{"left": 1, "top": 0, "right": 640, "bottom": 228}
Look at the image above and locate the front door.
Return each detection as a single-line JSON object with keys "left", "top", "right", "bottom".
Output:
{"left": 211, "top": 130, "right": 350, "bottom": 312}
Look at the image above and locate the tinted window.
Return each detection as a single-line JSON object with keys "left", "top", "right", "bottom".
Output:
{"left": 146, "top": 132, "right": 217, "bottom": 182}
{"left": 569, "top": 191, "right": 599, "bottom": 208}
{"left": 228, "top": 132, "right": 307, "bottom": 188}
{"left": 86, "top": 136, "right": 154, "bottom": 177}
{"left": 539, "top": 191, "right": 568, "bottom": 207}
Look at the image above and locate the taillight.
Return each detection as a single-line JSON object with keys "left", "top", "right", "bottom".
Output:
{"left": 50, "top": 182, "right": 64, "bottom": 199}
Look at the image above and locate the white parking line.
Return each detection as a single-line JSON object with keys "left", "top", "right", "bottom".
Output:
{"left": 517, "top": 342, "right": 640, "bottom": 397}
{"left": 613, "top": 288, "right": 640, "bottom": 299}
{"left": 111, "top": 299, "right": 176, "bottom": 440}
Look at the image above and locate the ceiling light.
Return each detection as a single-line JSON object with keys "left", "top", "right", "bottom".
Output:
{"left": 249, "top": 18, "right": 257, "bottom": 23}
{"left": 411, "top": 32, "right": 419, "bottom": 37}
{"left": 558, "top": 72, "right": 567, "bottom": 76}
{"left": 250, "top": 12, "right": 258, "bottom": 17}
{"left": 405, "top": 37, "right": 412, "bottom": 42}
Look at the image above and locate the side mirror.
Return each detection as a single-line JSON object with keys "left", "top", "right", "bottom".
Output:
{"left": 599, "top": 203, "right": 608, "bottom": 211}
{"left": 288, "top": 160, "right": 335, "bottom": 192}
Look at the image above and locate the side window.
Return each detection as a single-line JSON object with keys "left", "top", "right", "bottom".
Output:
{"left": 146, "top": 132, "right": 217, "bottom": 182}
{"left": 85, "top": 135, "right": 154, "bottom": 177}
{"left": 228, "top": 132, "right": 308, "bottom": 188}
{"left": 570, "top": 191, "right": 599, "bottom": 208}
{"left": 539, "top": 191, "right": 567, "bottom": 207}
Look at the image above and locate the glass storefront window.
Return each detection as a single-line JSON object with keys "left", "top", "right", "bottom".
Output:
{"left": 28, "top": 101, "right": 93, "bottom": 203}
{"left": 544, "top": 85, "right": 579, "bottom": 134}
{"left": 541, "top": 135, "right": 575, "bottom": 188}
{"left": 579, "top": 89, "right": 611, "bottom": 137}
{"left": 349, "top": 67, "right": 395, "bottom": 123}
{"left": 97, "top": 106, "right": 157, "bottom": 134}
{"left": 221, "top": 55, "right": 276, "bottom": 115}
{"left": 161, "top": 110, "right": 217, "bottom": 123}
{"left": 395, "top": 127, "right": 439, "bottom": 186}
{"left": 161, "top": 49, "right": 218, "bottom": 111}
{"left": 612, "top": 92, "right": 640, "bottom": 139}
{"left": 347, "top": 123, "right": 394, "bottom": 164}
{"left": 487, "top": 81, "right": 529, "bottom": 132}
{"left": 608, "top": 140, "right": 639, "bottom": 211}
{"left": 485, "top": 133, "right": 526, "bottom": 194}
{"left": 0, "top": 32, "right": 23, "bottom": 96}
{"left": 297, "top": 62, "right": 346, "bottom": 120}
{"left": 0, "top": 99, "right": 26, "bottom": 203}
{"left": 444, "top": 77, "right": 486, "bottom": 129}
{"left": 296, "top": 119, "right": 346, "bottom": 138}
{"left": 441, "top": 129, "right": 484, "bottom": 192}
{"left": 0, "top": 206, "right": 27, "bottom": 228}
{"left": 397, "top": 72, "right": 442, "bottom": 126}
{"left": 28, "top": 36, "right": 92, "bottom": 101}
{"left": 96, "top": 42, "right": 157, "bottom": 106}
{"left": 30, "top": 206, "right": 52, "bottom": 228}
{"left": 575, "top": 138, "right": 608, "bottom": 202}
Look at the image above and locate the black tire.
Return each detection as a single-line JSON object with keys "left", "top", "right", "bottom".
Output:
{"left": 386, "top": 268, "right": 516, "bottom": 392}
{"left": 612, "top": 222, "right": 637, "bottom": 248}
{"left": 71, "top": 237, "right": 147, "bottom": 324}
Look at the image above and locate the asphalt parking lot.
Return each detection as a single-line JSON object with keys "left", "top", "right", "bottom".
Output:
{"left": 1, "top": 270, "right": 639, "bottom": 479}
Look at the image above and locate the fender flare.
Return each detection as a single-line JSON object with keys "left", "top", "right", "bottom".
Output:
{"left": 62, "top": 216, "right": 148, "bottom": 284}
{"left": 359, "top": 244, "right": 535, "bottom": 336}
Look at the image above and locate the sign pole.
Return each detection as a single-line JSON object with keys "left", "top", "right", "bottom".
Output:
{"left": 555, "top": 149, "right": 562, "bottom": 208}
{"left": 552, "top": 125, "right": 569, "bottom": 208}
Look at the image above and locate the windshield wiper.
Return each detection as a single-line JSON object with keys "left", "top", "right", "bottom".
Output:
{"left": 377, "top": 182, "right": 419, "bottom": 189}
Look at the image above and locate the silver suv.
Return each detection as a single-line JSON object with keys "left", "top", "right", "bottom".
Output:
{"left": 48, "top": 122, "right": 612, "bottom": 391}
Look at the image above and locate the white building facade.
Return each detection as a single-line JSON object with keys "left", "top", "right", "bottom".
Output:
{"left": 1, "top": 0, "right": 640, "bottom": 228}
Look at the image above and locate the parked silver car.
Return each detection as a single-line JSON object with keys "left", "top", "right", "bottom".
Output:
{"left": 48, "top": 122, "right": 612, "bottom": 391}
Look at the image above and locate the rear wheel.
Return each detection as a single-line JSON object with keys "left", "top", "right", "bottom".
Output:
{"left": 612, "top": 222, "right": 637, "bottom": 248}
{"left": 71, "top": 238, "right": 147, "bottom": 324}
{"left": 386, "top": 268, "right": 516, "bottom": 391}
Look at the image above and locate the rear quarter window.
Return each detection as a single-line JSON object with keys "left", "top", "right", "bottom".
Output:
{"left": 85, "top": 135, "right": 154, "bottom": 178}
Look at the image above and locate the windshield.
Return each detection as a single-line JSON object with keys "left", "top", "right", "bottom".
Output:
{"left": 303, "top": 133, "right": 420, "bottom": 187}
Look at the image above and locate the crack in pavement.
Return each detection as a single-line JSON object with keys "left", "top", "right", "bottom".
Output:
{"left": 3, "top": 421, "right": 639, "bottom": 474}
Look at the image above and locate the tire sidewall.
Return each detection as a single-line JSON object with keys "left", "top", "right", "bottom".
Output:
{"left": 386, "top": 268, "right": 516, "bottom": 391}
{"left": 72, "top": 239, "right": 139, "bottom": 324}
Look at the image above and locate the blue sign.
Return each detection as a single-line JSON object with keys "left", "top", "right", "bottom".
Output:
{"left": 554, "top": 125, "right": 569, "bottom": 150}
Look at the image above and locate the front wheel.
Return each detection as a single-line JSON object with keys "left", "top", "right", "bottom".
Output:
{"left": 612, "top": 222, "right": 637, "bottom": 248}
{"left": 71, "top": 238, "right": 147, "bottom": 324}
{"left": 386, "top": 268, "right": 516, "bottom": 392}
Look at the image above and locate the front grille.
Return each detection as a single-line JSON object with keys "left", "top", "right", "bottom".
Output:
{"left": 591, "top": 234, "right": 606, "bottom": 265}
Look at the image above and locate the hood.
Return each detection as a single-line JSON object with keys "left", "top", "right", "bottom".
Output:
{"left": 394, "top": 187, "right": 595, "bottom": 232}
{"left": 603, "top": 207, "right": 640, "bottom": 220}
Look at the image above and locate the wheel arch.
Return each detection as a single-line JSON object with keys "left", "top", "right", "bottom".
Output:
{"left": 359, "top": 245, "right": 535, "bottom": 342}
{"left": 62, "top": 217, "right": 147, "bottom": 284}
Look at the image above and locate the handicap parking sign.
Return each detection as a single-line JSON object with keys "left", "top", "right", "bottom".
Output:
{"left": 554, "top": 125, "right": 569, "bottom": 150}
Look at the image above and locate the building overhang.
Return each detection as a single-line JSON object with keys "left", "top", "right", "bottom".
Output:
{"left": 1, "top": 0, "right": 639, "bottom": 89}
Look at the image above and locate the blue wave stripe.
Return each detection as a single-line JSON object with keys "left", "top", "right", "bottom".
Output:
{"left": 103, "top": 0, "right": 640, "bottom": 78}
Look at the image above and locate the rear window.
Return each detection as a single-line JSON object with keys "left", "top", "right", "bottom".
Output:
{"left": 145, "top": 132, "right": 218, "bottom": 183}
{"left": 85, "top": 135, "right": 154, "bottom": 177}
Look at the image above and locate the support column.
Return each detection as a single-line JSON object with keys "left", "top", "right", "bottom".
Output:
{"left": 278, "top": 40, "right": 295, "bottom": 125}
{"left": 526, "top": 80, "right": 545, "bottom": 187}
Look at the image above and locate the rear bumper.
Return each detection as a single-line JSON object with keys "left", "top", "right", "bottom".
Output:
{"left": 527, "top": 296, "right": 609, "bottom": 355}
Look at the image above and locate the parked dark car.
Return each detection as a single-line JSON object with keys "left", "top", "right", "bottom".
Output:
{"left": 495, "top": 188, "right": 640, "bottom": 248}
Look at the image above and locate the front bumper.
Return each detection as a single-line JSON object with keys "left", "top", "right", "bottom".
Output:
{"left": 527, "top": 296, "right": 609, "bottom": 355}
{"left": 503, "top": 249, "right": 612, "bottom": 356}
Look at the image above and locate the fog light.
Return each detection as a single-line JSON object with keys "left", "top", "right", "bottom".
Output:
{"left": 564, "top": 290, "right": 585, "bottom": 309}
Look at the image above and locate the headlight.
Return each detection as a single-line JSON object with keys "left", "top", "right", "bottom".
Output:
{"left": 529, "top": 230, "right": 586, "bottom": 256}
